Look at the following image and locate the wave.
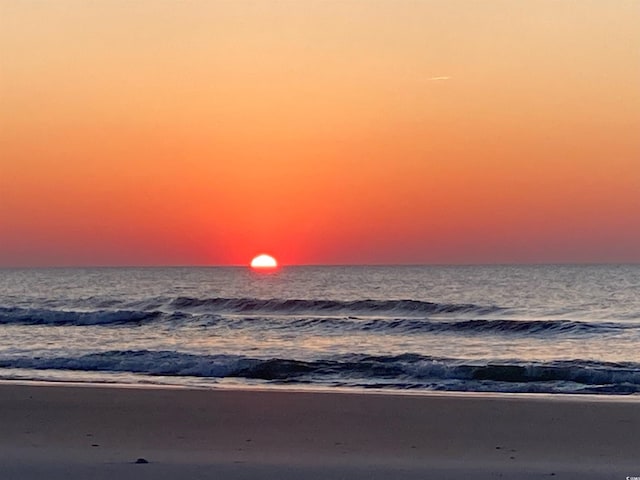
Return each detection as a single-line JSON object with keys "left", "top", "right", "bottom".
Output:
{"left": 0, "top": 306, "right": 635, "bottom": 338}
{"left": 0, "top": 307, "right": 162, "bottom": 326}
{"left": 283, "top": 317, "right": 633, "bottom": 336}
{"left": 2, "top": 350, "right": 639, "bottom": 394}
{"left": 169, "top": 296, "right": 501, "bottom": 316}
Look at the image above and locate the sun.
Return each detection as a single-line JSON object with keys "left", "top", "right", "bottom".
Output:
{"left": 250, "top": 254, "right": 278, "bottom": 269}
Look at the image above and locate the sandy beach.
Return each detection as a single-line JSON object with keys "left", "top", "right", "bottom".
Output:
{"left": 0, "top": 383, "right": 638, "bottom": 479}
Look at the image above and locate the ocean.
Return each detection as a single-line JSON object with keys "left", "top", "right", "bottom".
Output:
{"left": 0, "top": 265, "right": 639, "bottom": 395}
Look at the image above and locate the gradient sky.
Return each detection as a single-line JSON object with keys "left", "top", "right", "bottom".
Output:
{"left": 1, "top": 0, "right": 639, "bottom": 266}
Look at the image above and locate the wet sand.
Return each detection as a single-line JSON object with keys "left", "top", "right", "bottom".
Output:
{"left": 0, "top": 383, "right": 638, "bottom": 479}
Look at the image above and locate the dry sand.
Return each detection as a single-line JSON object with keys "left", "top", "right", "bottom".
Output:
{"left": 0, "top": 383, "right": 638, "bottom": 479}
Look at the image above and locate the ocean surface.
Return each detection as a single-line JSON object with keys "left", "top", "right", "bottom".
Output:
{"left": 0, "top": 265, "right": 639, "bottom": 395}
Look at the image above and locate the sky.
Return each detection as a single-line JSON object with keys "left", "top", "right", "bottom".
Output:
{"left": 1, "top": 0, "right": 639, "bottom": 266}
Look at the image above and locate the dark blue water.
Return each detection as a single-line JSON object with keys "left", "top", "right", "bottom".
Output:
{"left": 0, "top": 265, "right": 639, "bottom": 394}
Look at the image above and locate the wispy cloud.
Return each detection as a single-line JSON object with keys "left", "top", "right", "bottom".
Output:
{"left": 428, "top": 76, "right": 451, "bottom": 81}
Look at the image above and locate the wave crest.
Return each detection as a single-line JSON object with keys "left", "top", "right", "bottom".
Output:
{"left": 2, "top": 350, "right": 639, "bottom": 394}
{"left": 170, "top": 296, "right": 500, "bottom": 316}
{"left": 0, "top": 307, "right": 161, "bottom": 326}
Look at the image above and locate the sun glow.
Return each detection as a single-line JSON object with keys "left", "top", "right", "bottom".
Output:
{"left": 250, "top": 254, "right": 278, "bottom": 269}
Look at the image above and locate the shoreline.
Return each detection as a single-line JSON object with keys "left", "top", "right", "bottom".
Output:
{"left": 2, "top": 382, "right": 639, "bottom": 479}
{"left": 2, "top": 377, "right": 640, "bottom": 402}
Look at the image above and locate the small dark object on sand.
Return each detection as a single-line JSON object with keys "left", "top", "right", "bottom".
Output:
{"left": 135, "top": 458, "right": 149, "bottom": 464}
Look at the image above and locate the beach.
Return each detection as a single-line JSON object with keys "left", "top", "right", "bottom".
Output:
{"left": 3, "top": 0, "right": 639, "bottom": 475}
{"left": 1, "top": 383, "right": 638, "bottom": 479}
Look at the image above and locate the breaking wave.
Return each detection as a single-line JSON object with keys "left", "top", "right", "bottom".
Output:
{"left": 1, "top": 350, "right": 639, "bottom": 394}
{"left": 0, "top": 307, "right": 162, "bottom": 326}
{"left": 0, "top": 306, "right": 635, "bottom": 338}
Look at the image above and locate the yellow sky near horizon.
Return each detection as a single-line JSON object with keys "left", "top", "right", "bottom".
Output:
{"left": 1, "top": 0, "right": 639, "bottom": 265}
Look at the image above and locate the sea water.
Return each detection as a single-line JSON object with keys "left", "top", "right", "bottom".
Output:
{"left": 0, "top": 265, "right": 639, "bottom": 394}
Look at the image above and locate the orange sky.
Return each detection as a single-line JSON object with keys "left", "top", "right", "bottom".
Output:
{"left": 1, "top": 0, "right": 639, "bottom": 266}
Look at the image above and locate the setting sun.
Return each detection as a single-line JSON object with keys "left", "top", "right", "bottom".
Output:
{"left": 250, "top": 254, "right": 278, "bottom": 269}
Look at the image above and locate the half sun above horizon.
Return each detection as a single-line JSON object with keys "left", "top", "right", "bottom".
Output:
{"left": 250, "top": 254, "right": 278, "bottom": 269}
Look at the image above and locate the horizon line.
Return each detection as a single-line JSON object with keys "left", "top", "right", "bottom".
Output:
{"left": 1, "top": 262, "right": 638, "bottom": 269}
